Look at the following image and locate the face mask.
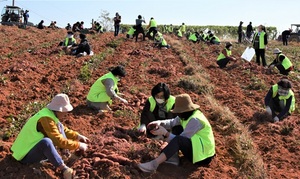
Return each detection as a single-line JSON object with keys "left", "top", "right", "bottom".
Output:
{"left": 278, "top": 88, "right": 289, "bottom": 96}
{"left": 229, "top": 46, "right": 232, "bottom": 50}
{"left": 116, "top": 77, "right": 120, "bottom": 81}
{"left": 156, "top": 98, "right": 165, "bottom": 104}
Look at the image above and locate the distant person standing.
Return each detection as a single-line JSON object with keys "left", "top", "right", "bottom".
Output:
{"left": 135, "top": 15, "right": 146, "bottom": 42}
{"left": 237, "top": 21, "right": 243, "bottom": 43}
{"left": 246, "top": 22, "right": 253, "bottom": 39}
{"left": 252, "top": 25, "right": 268, "bottom": 67}
{"left": 113, "top": 12, "right": 121, "bottom": 37}
{"left": 23, "top": 10, "right": 29, "bottom": 27}
{"left": 281, "top": 29, "right": 292, "bottom": 46}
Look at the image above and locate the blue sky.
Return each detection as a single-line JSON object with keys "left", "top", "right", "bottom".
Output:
{"left": 1, "top": 0, "right": 299, "bottom": 33}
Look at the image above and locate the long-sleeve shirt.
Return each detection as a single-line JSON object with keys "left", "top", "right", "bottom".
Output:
{"left": 264, "top": 88, "right": 292, "bottom": 119}
{"left": 37, "top": 117, "right": 79, "bottom": 150}
{"left": 102, "top": 78, "right": 118, "bottom": 98}
{"left": 159, "top": 116, "right": 204, "bottom": 142}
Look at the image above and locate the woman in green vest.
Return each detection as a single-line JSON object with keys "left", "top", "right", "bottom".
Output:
{"left": 217, "top": 42, "right": 237, "bottom": 68}
{"left": 86, "top": 65, "right": 128, "bottom": 113}
{"left": 265, "top": 79, "right": 295, "bottom": 122}
{"left": 154, "top": 32, "right": 170, "bottom": 49}
{"left": 11, "top": 94, "right": 90, "bottom": 179}
{"left": 268, "top": 48, "right": 293, "bottom": 75}
{"left": 252, "top": 25, "right": 268, "bottom": 67}
{"left": 138, "top": 94, "right": 216, "bottom": 172}
{"left": 138, "top": 82, "right": 176, "bottom": 137}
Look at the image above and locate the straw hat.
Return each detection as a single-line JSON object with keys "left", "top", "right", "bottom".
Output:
{"left": 47, "top": 94, "right": 73, "bottom": 112}
{"left": 171, "top": 94, "right": 200, "bottom": 113}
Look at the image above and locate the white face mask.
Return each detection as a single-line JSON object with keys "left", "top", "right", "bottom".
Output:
{"left": 116, "top": 77, "right": 120, "bottom": 81}
{"left": 229, "top": 46, "right": 232, "bottom": 50}
{"left": 156, "top": 98, "right": 165, "bottom": 104}
{"left": 278, "top": 87, "right": 289, "bottom": 96}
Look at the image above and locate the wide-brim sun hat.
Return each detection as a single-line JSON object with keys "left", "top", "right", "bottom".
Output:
{"left": 171, "top": 94, "right": 200, "bottom": 113}
{"left": 47, "top": 94, "right": 73, "bottom": 112}
{"left": 273, "top": 48, "right": 282, "bottom": 54}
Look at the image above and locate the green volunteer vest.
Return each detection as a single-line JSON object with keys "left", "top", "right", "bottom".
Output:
{"left": 177, "top": 30, "right": 182, "bottom": 37}
{"left": 11, "top": 108, "right": 59, "bottom": 161}
{"left": 212, "top": 35, "right": 220, "bottom": 43}
{"left": 272, "top": 84, "right": 295, "bottom": 113}
{"left": 217, "top": 48, "right": 231, "bottom": 61}
{"left": 168, "top": 26, "right": 173, "bottom": 33}
{"left": 64, "top": 37, "right": 76, "bottom": 46}
{"left": 181, "top": 25, "right": 186, "bottom": 33}
{"left": 253, "top": 31, "right": 266, "bottom": 49}
{"left": 87, "top": 72, "right": 119, "bottom": 103}
{"left": 148, "top": 95, "right": 175, "bottom": 112}
{"left": 128, "top": 27, "right": 135, "bottom": 35}
{"left": 180, "top": 110, "right": 215, "bottom": 163}
{"left": 150, "top": 19, "right": 157, "bottom": 27}
{"left": 189, "top": 33, "right": 197, "bottom": 42}
{"left": 279, "top": 54, "right": 293, "bottom": 70}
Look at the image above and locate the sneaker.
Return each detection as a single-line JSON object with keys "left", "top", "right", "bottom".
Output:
{"left": 63, "top": 168, "right": 73, "bottom": 179}
{"left": 137, "top": 160, "right": 158, "bottom": 173}
{"left": 165, "top": 154, "right": 180, "bottom": 166}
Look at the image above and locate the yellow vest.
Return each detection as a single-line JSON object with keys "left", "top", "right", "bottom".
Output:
{"left": 11, "top": 108, "right": 59, "bottom": 161}
{"left": 180, "top": 110, "right": 215, "bottom": 163}
{"left": 148, "top": 95, "right": 175, "bottom": 112}
{"left": 279, "top": 54, "right": 293, "bottom": 70}
{"left": 272, "top": 84, "right": 295, "bottom": 113}
{"left": 217, "top": 48, "right": 231, "bottom": 61}
{"left": 253, "top": 31, "right": 266, "bottom": 49}
{"left": 150, "top": 19, "right": 157, "bottom": 27}
{"left": 87, "top": 72, "right": 119, "bottom": 104}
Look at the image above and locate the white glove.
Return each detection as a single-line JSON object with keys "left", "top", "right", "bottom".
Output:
{"left": 137, "top": 124, "right": 146, "bottom": 133}
{"left": 266, "top": 106, "right": 272, "bottom": 115}
{"left": 116, "top": 96, "right": 128, "bottom": 104}
{"left": 151, "top": 125, "right": 167, "bottom": 136}
{"left": 78, "top": 134, "right": 90, "bottom": 143}
{"left": 273, "top": 116, "right": 279, "bottom": 122}
{"left": 147, "top": 120, "right": 161, "bottom": 128}
{"left": 79, "top": 142, "right": 88, "bottom": 151}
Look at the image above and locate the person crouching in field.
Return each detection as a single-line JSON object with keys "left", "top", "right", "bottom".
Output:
{"left": 138, "top": 94, "right": 215, "bottom": 172}
{"left": 11, "top": 94, "right": 90, "bottom": 179}
{"left": 137, "top": 83, "right": 176, "bottom": 138}
{"left": 265, "top": 79, "right": 296, "bottom": 122}
{"left": 126, "top": 25, "right": 136, "bottom": 39}
{"left": 268, "top": 48, "right": 293, "bottom": 76}
{"left": 154, "top": 32, "right": 170, "bottom": 49}
{"left": 58, "top": 31, "right": 77, "bottom": 55}
{"left": 216, "top": 42, "right": 237, "bottom": 68}
{"left": 86, "top": 65, "right": 128, "bottom": 114}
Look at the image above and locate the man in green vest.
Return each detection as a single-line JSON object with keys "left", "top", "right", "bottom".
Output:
{"left": 138, "top": 83, "right": 176, "bottom": 138}
{"left": 252, "top": 25, "right": 268, "bottom": 67}
{"left": 217, "top": 42, "right": 237, "bottom": 68}
{"left": 207, "top": 32, "right": 220, "bottom": 45}
{"left": 188, "top": 31, "right": 199, "bottom": 43}
{"left": 86, "top": 65, "right": 128, "bottom": 113}
{"left": 146, "top": 17, "right": 158, "bottom": 40}
{"left": 268, "top": 48, "right": 293, "bottom": 75}
{"left": 179, "top": 22, "right": 186, "bottom": 36}
{"left": 138, "top": 93, "right": 215, "bottom": 172}
{"left": 11, "top": 94, "right": 90, "bottom": 179}
{"left": 168, "top": 24, "right": 173, "bottom": 34}
{"left": 265, "top": 79, "right": 295, "bottom": 122}
{"left": 58, "top": 31, "right": 77, "bottom": 54}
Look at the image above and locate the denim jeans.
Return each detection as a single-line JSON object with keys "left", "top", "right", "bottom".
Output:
{"left": 20, "top": 138, "right": 64, "bottom": 167}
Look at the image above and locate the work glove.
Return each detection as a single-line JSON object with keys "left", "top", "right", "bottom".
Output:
{"left": 273, "top": 116, "right": 279, "bottom": 122}
{"left": 147, "top": 120, "right": 162, "bottom": 128}
{"left": 265, "top": 106, "right": 272, "bottom": 115}
{"left": 151, "top": 125, "right": 167, "bottom": 136}
{"left": 78, "top": 134, "right": 90, "bottom": 143}
{"left": 137, "top": 124, "right": 146, "bottom": 133}
{"left": 116, "top": 95, "right": 128, "bottom": 104}
{"left": 79, "top": 142, "right": 88, "bottom": 151}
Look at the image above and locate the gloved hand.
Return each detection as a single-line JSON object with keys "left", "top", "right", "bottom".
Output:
{"left": 273, "top": 116, "right": 279, "bottom": 122}
{"left": 147, "top": 120, "right": 161, "bottom": 128}
{"left": 78, "top": 134, "right": 90, "bottom": 143}
{"left": 116, "top": 96, "right": 128, "bottom": 104}
{"left": 79, "top": 142, "right": 88, "bottom": 151}
{"left": 151, "top": 125, "right": 167, "bottom": 136}
{"left": 137, "top": 124, "right": 146, "bottom": 133}
{"left": 266, "top": 106, "right": 272, "bottom": 115}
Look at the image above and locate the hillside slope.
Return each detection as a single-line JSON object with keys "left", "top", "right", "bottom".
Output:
{"left": 0, "top": 26, "right": 299, "bottom": 179}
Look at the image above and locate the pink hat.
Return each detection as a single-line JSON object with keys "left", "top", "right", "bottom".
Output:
{"left": 47, "top": 94, "right": 73, "bottom": 112}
